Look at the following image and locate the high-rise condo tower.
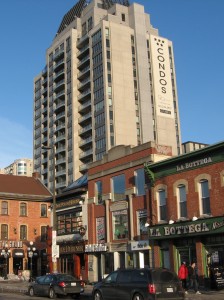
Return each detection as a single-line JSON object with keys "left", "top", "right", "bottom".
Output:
{"left": 34, "top": 0, "right": 182, "bottom": 193}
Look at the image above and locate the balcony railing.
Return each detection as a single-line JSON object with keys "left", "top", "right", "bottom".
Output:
{"left": 78, "top": 112, "right": 92, "bottom": 123}
{"left": 78, "top": 100, "right": 91, "bottom": 112}
{"left": 78, "top": 124, "right": 92, "bottom": 135}
{"left": 79, "top": 148, "right": 93, "bottom": 158}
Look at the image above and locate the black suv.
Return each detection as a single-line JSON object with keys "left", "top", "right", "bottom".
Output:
{"left": 92, "top": 268, "right": 184, "bottom": 300}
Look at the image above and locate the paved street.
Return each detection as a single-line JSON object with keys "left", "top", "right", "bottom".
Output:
{"left": 0, "top": 290, "right": 224, "bottom": 300}
{"left": 0, "top": 280, "right": 224, "bottom": 300}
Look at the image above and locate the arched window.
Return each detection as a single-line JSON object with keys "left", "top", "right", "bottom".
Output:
{"left": 178, "top": 184, "right": 187, "bottom": 218}
{"left": 200, "top": 179, "right": 211, "bottom": 214}
{"left": 158, "top": 189, "right": 167, "bottom": 221}
{"left": 20, "top": 202, "right": 27, "bottom": 216}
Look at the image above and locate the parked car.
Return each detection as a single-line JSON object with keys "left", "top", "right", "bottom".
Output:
{"left": 28, "top": 273, "right": 84, "bottom": 299}
{"left": 92, "top": 268, "right": 185, "bottom": 300}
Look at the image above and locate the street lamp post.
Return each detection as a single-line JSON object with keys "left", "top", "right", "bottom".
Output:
{"left": 1, "top": 244, "right": 10, "bottom": 279}
{"left": 145, "top": 221, "right": 155, "bottom": 268}
{"left": 42, "top": 144, "right": 57, "bottom": 273}
{"left": 28, "top": 241, "right": 36, "bottom": 281}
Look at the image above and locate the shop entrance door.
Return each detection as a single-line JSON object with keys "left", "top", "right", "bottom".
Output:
{"left": 178, "top": 247, "right": 196, "bottom": 267}
{"left": 13, "top": 257, "right": 23, "bottom": 275}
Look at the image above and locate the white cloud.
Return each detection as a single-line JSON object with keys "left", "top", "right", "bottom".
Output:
{"left": 0, "top": 117, "right": 32, "bottom": 168}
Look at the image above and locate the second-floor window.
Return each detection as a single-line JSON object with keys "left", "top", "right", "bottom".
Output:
{"left": 20, "top": 202, "right": 27, "bottom": 216}
{"left": 135, "top": 168, "right": 145, "bottom": 196}
{"left": 178, "top": 184, "right": 187, "bottom": 218}
{"left": 20, "top": 225, "right": 27, "bottom": 240}
{"left": 200, "top": 179, "right": 211, "bottom": 214}
{"left": 1, "top": 201, "right": 8, "bottom": 215}
{"left": 96, "top": 217, "right": 105, "bottom": 243}
{"left": 95, "top": 181, "right": 103, "bottom": 204}
{"left": 158, "top": 189, "right": 167, "bottom": 221}
{"left": 112, "top": 174, "right": 125, "bottom": 201}
{"left": 41, "top": 204, "right": 47, "bottom": 217}
{"left": 57, "top": 211, "right": 82, "bottom": 235}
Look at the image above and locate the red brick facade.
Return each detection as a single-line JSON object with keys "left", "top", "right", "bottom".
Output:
{"left": 0, "top": 173, "right": 51, "bottom": 278}
{"left": 145, "top": 141, "right": 224, "bottom": 288}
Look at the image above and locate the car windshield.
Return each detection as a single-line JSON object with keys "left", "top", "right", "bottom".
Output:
{"left": 152, "top": 269, "right": 179, "bottom": 283}
{"left": 105, "top": 271, "right": 118, "bottom": 283}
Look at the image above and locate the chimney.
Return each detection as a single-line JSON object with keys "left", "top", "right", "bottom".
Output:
{"left": 32, "top": 172, "right": 41, "bottom": 179}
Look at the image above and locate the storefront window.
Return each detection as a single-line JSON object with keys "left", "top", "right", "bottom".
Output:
{"left": 127, "top": 252, "right": 134, "bottom": 268}
{"left": 112, "top": 174, "right": 125, "bottom": 201}
{"left": 113, "top": 209, "right": 128, "bottom": 239}
{"left": 137, "top": 210, "right": 147, "bottom": 237}
{"left": 103, "top": 253, "right": 114, "bottom": 275}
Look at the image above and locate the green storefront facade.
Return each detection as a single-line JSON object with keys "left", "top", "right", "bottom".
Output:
{"left": 144, "top": 141, "right": 224, "bottom": 289}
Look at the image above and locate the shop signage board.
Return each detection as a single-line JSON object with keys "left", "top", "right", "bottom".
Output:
{"left": 147, "top": 216, "right": 224, "bottom": 239}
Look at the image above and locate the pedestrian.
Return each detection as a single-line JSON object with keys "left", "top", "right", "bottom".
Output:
{"left": 178, "top": 261, "right": 188, "bottom": 294}
{"left": 188, "top": 262, "right": 201, "bottom": 294}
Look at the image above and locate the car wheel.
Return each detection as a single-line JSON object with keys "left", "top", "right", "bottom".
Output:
{"left": 132, "top": 293, "right": 143, "bottom": 300}
{"left": 28, "top": 287, "right": 35, "bottom": 297}
{"left": 94, "top": 290, "right": 103, "bottom": 300}
{"left": 48, "top": 287, "right": 56, "bottom": 299}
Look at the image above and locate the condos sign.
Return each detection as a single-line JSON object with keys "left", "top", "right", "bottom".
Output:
{"left": 150, "top": 35, "right": 174, "bottom": 119}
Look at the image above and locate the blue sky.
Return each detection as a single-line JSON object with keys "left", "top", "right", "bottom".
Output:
{"left": 0, "top": 0, "right": 223, "bottom": 168}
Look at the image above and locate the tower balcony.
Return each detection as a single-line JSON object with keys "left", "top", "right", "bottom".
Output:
{"left": 78, "top": 124, "right": 92, "bottom": 136}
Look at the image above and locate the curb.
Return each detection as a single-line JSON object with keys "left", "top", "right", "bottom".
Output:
{"left": 0, "top": 283, "right": 93, "bottom": 296}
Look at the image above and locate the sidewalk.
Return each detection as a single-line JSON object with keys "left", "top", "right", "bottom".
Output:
{"left": 0, "top": 279, "right": 28, "bottom": 294}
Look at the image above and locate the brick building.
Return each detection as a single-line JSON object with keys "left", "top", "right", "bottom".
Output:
{"left": 46, "top": 175, "right": 88, "bottom": 280}
{"left": 144, "top": 140, "right": 224, "bottom": 288}
{"left": 0, "top": 173, "right": 51, "bottom": 278}
{"left": 86, "top": 142, "right": 172, "bottom": 282}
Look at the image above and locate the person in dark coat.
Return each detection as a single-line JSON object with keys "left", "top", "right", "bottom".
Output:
{"left": 188, "top": 262, "right": 201, "bottom": 294}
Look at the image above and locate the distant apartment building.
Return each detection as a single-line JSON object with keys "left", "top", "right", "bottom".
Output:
{"left": 0, "top": 158, "right": 33, "bottom": 176}
{"left": 33, "top": 0, "right": 182, "bottom": 193}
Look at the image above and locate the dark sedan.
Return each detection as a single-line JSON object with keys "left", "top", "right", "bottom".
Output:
{"left": 28, "top": 273, "right": 84, "bottom": 299}
{"left": 92, "top": 268, "right": 185, "bottom": 300}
